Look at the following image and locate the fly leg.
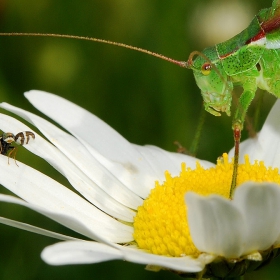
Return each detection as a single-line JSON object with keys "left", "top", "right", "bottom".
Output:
{"left": 7, "top": 146, "right": 18, "bottom": 166}
{"left": 230, "top": 80, "right": 257, "bottom": 198}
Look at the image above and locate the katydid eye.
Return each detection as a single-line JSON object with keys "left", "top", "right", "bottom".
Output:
{"left": 201, "top": 63, "right": 212, "bottom": 75}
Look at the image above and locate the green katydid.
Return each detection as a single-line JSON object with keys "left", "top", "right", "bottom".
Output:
{"left": 187, "top": 0, "right": 280, "bottom": 195}
{"left": 1, "top": 0, "right": 279, "bottom": 197}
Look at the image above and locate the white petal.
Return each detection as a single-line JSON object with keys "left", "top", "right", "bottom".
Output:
{"left": 24, "top": 90, "right": 142, "bottom": 163}
{"left": 229, "top": 99, "right": 280, "bottom": 168}
{"left": 24, "top": 90, "right": 160, "bottom": 198}
{"left": 233, "top": 183, "right": 280, "bottom": 254}
{"left": 41, "top": 241, "right": 123, "bottom": 265}
{"left": 0, "top": 108, "right": 141, "bottom": 218}
{"left": 0, "top": 156, "right": 133, "bottom": 243}
{"left": 116, "top": 244, "right": 212, "bottom": 272}
{"left": 186, "top": 192, "right": 245, "bottom": 258}
{"left": 0, "top": 215, "right": 78, "bottom": 241}
{"left": 228, "top": 137, "right": 257, "bottom": 160}
{"left": 42, "top": 240, "right": 214, "bottom": 272}
{"left": 23, "top": 90, "right": 215, "bottom": 200}
{"left": 133, "top": 144, "right": 214, "bottom": 183}
{"left": 139, "top": 146, "right": 214, "bottom": 171}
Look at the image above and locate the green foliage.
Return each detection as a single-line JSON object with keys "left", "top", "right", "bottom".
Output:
{"left": 0, "top": 0, "right": 278, "bottom": 279}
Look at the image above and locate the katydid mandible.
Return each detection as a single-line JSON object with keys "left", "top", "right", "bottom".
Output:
{"left": 1, "top": 0, "right": 279, "bottom": 196}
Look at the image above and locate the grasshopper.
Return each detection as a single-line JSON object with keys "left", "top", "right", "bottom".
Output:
{"left": 1, "top": 0, "right": 279, "bottom": 195}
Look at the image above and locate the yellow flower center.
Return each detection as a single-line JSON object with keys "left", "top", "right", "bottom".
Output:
{"left": 133, "top": 154, "right": 280, "bottom": 257}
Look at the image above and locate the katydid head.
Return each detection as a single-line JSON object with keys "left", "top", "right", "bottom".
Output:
{"left": 186, "top": 47, "right": 233, "bottom": 117}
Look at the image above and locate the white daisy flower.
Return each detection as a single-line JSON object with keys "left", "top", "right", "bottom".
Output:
{"left": 0, "top": 90, "right": 280, "bottom": 279}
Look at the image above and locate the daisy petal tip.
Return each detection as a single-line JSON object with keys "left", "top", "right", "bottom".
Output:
{"left": 24, "top": 89, "right": 35, "bottom": 97}
{"left": 41, "top": 241, "right": 123, "bottom": 266}
{"left": 24, "top": 90, "right": 56, "bottom": 103}
{"left": 0, "top": 101, "right": 8, "bottom": 107}
{"left": 24, "top": 89, "right": 43, "bottom": 95}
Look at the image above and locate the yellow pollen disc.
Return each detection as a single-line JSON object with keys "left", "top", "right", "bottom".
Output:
{"left": 133, "top": 153, "right": 280, "bottom": 257}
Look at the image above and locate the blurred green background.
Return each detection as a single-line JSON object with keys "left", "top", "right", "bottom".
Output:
{"left": 0, "top": 0, "right": 279, "bottom": 279}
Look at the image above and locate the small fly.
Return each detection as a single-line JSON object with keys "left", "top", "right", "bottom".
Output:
{"left": 0, "top": 131, "right": 35, "bottom": 165}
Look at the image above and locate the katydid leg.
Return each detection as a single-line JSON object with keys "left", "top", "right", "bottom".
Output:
{"left": 230, "top": 82, "right": 257, "bottom": 196}
{"left": 230, "top": 125, "right": 241, "bottom": 198}
{"left": 233, "top": 80, "right": 257, "bottom": 129}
